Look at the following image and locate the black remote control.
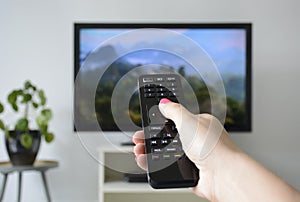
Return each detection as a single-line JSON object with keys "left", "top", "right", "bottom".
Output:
{"left": 138, "top": 74, "right": 199, "bottom": 189}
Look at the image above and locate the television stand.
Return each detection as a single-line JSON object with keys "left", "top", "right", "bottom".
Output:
{"left": 98, "top": 146, "right": 206, "bottom": 202}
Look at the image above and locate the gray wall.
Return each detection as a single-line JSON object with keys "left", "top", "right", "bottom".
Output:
{"left": 0, "top": 0, "right": 299, "bottom": 201}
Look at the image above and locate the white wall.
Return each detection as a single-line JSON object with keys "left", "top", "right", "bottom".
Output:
{"left": 0, "top": 0, "right": 299, "bottom": 201}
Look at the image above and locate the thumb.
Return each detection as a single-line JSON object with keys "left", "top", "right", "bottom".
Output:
{"left": 158, "top": 98, "right": 195, "bottom": 130}
{"left": 159, "top": 98, "right": 225, "bottom": 161}
{"left": 158, "top": 98, "right": 203, "bottom": 160}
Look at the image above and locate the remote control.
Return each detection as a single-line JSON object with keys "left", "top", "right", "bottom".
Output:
{"left": 138, "top": 74, "right": 199, "bottom": 189}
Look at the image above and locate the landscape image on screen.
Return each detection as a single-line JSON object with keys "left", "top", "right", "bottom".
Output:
{"left": 75, "top": 28, "right": 247, "bottom": 131}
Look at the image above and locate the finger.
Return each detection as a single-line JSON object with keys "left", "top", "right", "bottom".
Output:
{"left": 159, "top": 98, "right": 201, "bottom": 155}
{"left": 133, "top": 143, "right": 145, "bottom": 155}
{"left": 159, "top": 98, "right": 195, "bottom": 130}
{"left": 159, "top": 99, "right": 224, "bottom": 161}
{"left": 132, "top": 130, "right": 145, "bottom": 144}
{"left": 136, "top": 154, "right": 147, "bottom": 171}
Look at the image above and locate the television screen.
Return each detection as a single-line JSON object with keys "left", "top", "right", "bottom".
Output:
{"left": 74, "top": 23, "right": 251, "bottom": 132}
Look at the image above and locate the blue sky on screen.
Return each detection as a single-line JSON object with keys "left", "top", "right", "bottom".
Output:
{"left": 80, "top": 28, "right": 246, "bottom": 76}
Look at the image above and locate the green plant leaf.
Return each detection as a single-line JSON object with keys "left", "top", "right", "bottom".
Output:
{"left": 0, "top": 102, "right": 4, "bottom": 113}
{"left": 12, "top": 103, "right": 18, "bottom": 111}
{"left": 15, "top": 118, "right": 29, "bottom": 131}
{"left": 41, "top": 109, "right": 52, "bottom": 121}
{"left": 39, "top": 124, "right": 48, "bottom": 134}
{"left": 36, "top": 114, "right": 47, "bottom": 126}
{"left": 8, "top": 90, "right": 21, "bottom": 111}
{"left": 20, "top": 133, "right": 33, "bottom": 149}
{"left": 22, "top": 93, "right": 32, "bottom": 103}
{"left": 24, "top": 80, "right": 31, "bottom": 89}
{"left": 8, "top": 90, "right": 17, "bottom": 105}
{"left": 16, "top": 89, "right": 23, "bottom": 95}
{"left": 36, "top": 109, "right": 52, "bottom": 128}
{"left": 38, "top": 90, "right": 46, "bottom": 106}
{"left": 26, "top": 80, "right": 37, "bottom": 91}
{"left": 32, "top": 102, "right": 39, "bottom": 108}
{"left": 0, "top": 119, "right": 5, "bottom": 130}
{"left": 45, "top": 132, "right": 54, "bottom": 143}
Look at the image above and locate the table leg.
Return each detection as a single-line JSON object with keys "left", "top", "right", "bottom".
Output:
{"left": 41, "top": 171, "right": 51, "bottom": 202}
{"left": 18, "top": 172, "right": 22, "bottom": 202}
{"left": 0, "top": 173, "right": 8, "bottom": 201}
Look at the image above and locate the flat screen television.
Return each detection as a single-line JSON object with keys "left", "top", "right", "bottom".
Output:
{"left": 74, "top": 23, "right": 252, "bottom": 132}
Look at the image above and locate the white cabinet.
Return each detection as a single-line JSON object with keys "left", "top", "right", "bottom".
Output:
{"left": 98, "top": 146, "right": 208, "bottom": 202}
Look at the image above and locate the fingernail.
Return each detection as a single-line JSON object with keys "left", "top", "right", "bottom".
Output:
{"left": 132, "top": 146, "right": 135, "bottom": 153}
{"left": 160, "top": 98, "right": 170, "bottom": 104}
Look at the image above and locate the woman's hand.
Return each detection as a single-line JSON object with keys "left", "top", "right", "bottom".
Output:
{"left": 132, "top": 98, "right": 241, "bottom": 200}
{"left": 132, "top": 99, "right": 300, "bottom": 202}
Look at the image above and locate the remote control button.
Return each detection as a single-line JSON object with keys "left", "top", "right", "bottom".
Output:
{"left": 166, "top": 77, "right": 176, "bottom": 81}
{"left": 162, "top": 132, "right": 173, "bottom": 139}
{"left": 150, "top": 132, "right": 161, "bottom": 139}
{"left": 155, "top": 77, "right": 165, "bottom": 82}
{"left": 143, "top": 78, "right": 154, "bottom": 82}
{"left": 172, "top": 139, "right": 179, "bottom": 145}
{"left": 157, "top": 87, "right": 167, "bottom": 92}
{"left": 144, "top": 93, "right": 155, "bottom": 98}
{"left": 166, "top": 147, "right": 177, "bottom": 153}
{"left": 152, "top": 148, "right": 162, "bottom": 153}
{"left": 161, "top": 139, "right": 169, "bottom": 145}
{"left": 144, "top": 84, "right": 155, "bottom": 88}
{"left": 144, "top": 88, "right": 155, "bottom": 93}
{"left": 169, "top": 87, "right": 177, "bottom": 92}
{"left": 149, "top": 125, "right": 164, "bottom": 131}
{"left": 167, "top": 82, "right": 176, "bottom": 87}
{"left": 169, "top": 92, "right": 179, "bottom": 97}
{"left": 157, "top": 92, "right": 169, "bottom": 97}
{"left": 152, "top": 154, "right": 160, "bottom": 160}
{"left": 150, "top": 140, "right": 158, "bottom": 146}
{"left": 163, "top": 154, "right": 171, "bottom": 160}
{"left": 174, "top": 153, "right": 182, "bottom": 159}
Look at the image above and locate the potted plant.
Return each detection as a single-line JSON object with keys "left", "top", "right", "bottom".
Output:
{"left": 0, "top": 80, "right": 55, "bottom": 165}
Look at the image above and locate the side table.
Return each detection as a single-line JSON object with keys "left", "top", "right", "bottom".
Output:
{"left": 0, "top": 160, "right": 58, "bottom": 202}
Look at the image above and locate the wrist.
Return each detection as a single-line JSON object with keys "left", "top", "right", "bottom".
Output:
{"left": 213, "top": 149, "right": 245, "bottom": 202}
{"left": 195, "top": 130, "right": 244, "bottom": 201}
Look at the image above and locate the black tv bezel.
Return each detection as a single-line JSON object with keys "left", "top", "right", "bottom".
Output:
{"left": 74, "top": 23, "right": 252, "bottom": 132}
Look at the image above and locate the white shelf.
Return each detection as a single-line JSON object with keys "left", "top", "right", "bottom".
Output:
{"left": 103, "top": 181, "right": 193, "bottom": 193}
{"left": 98, "top": 145, "right": 133, "bottom": 153}
{"left": 98, "top": 146, "right": 196, "bottom": 202}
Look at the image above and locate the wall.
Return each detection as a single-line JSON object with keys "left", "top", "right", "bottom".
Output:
{"left": 0, "top": 0, "right": 299, "bottom": 201}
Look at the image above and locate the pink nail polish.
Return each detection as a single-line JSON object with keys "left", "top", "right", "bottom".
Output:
{"left": 160, "top": 98, "right": 170, "bottom": 104}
